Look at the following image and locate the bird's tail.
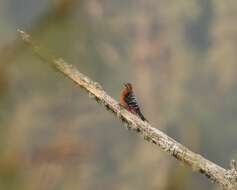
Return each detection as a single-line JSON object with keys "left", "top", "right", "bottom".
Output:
{"left": 137, "top": 110, "right": 147, "bottom": 122}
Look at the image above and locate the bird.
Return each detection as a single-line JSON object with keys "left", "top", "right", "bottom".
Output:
{"left": 119, "top": 83, "right": 147, "bottom": 121}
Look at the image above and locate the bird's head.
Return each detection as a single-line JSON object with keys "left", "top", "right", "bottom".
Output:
{"left": 123, "top": 83, "right": 133, "bottom": 91}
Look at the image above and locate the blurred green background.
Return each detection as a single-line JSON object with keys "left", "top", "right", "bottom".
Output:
{"left": 0, "top": 0, "right": 237, "bottom": 189}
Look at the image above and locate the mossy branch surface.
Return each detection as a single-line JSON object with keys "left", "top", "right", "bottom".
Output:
{"left": 17, "top": 29, "right": 237, "bottom": 190}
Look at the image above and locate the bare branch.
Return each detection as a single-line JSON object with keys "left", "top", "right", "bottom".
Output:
{"left": 17, "top": 29, "right": 237, "bottom": 190}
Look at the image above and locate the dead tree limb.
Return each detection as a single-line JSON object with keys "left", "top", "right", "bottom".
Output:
{"left": 17, "top": 29, "right": 237, "bottom": 190}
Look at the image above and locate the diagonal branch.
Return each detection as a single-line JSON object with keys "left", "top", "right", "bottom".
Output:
{"left": 17, "top": 29, "right": 237, "bottom": 190}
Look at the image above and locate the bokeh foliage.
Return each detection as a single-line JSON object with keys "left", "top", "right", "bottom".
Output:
{"left": 0, "top": 0, "right": 237, "bottom": 190}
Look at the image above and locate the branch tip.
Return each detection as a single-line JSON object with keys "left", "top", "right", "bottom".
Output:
{"left": 17, "top": 29, "right": 31, "bottom": 43}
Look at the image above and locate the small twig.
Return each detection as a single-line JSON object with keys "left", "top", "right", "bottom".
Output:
{"left": 230, "top": 160, "right": 237, "bottom": 171}
{"left": 226, "top": 160, "right": 237, "bottom": 185}
{"left": 17, "top": 29, "right": 237, "bottom": 190}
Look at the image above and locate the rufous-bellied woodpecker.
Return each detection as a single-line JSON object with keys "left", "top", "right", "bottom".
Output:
{"left": 119, "top": 83, "right": 147, "bottom": 121}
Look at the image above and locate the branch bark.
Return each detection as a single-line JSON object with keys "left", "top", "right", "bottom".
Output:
{"left": 17, "top": 29, "right": 237, "bottom": 190}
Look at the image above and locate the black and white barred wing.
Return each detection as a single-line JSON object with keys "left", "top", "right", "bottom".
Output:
{"left": 124, "top": 92, "right": 147, "bottom": 121}
{"left": 125, "top": 92, "right": 139, "bottom": 110}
